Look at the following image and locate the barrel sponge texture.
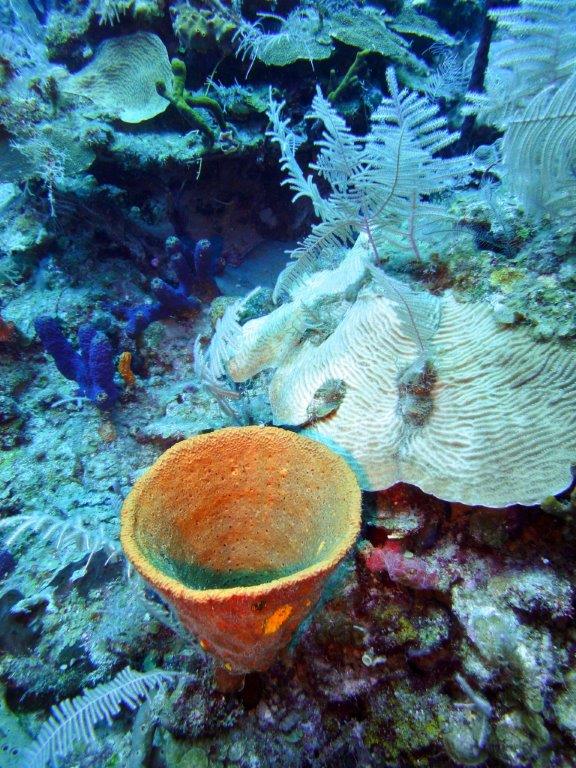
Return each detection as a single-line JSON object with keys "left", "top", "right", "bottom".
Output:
{"left": 120, "top": 426, "right": 361, "bottom": 673}
{"left": 63, "top": 32, "right": 173, "bottom": 123}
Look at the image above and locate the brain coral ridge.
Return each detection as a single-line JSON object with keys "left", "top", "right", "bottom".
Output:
{"left": 222, "top": 236, "right": 576, "bottom": 508}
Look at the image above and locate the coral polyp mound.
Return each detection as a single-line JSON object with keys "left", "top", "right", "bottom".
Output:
{"left": 120, "top": 426, "right": 361, "bottom": 674}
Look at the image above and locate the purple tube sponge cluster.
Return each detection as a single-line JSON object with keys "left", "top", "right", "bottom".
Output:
{"left": 34, "top": 317, "right": 119, "bottom": 410}
{"left": 120, "top": 239, "right": 208, "bottom": 338}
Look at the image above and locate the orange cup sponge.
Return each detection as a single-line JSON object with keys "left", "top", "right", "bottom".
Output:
{"left": 120, "top": 425, "right": 361, "bottom": 674}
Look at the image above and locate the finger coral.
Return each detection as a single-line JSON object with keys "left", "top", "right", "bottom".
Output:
{"left": 120, "top": 426, "right": 361, "bottom": 675}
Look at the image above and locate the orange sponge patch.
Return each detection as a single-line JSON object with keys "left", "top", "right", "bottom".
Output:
{"left": 121, "top": 425, "right": 361, "bottom": 673}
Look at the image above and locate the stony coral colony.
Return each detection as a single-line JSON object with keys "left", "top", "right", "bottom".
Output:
{"left": 0, "top": 1, "right": 576, "bottom": 767}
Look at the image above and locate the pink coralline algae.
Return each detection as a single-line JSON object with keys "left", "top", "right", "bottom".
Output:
{"left": 363, "top": 540, "right": 440, "bottom": 591}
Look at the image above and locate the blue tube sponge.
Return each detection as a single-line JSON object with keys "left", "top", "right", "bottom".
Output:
{"left": 34, "top": 316, "right": 83, "bottom": 383}
{"left": 35, "top": 317, "right": 119, "bottom": 410}
{"left": 112, "top": 238, "right": 209, "bottom": 340}
{"left": 151, "top": 277, "right": 202, "bottom": 315}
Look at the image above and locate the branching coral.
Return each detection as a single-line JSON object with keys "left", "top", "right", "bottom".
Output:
{"left": 156, "top": 58, "right": 226, "bottom": 146}
{"left": 267, "top": 70, "right": 472, "bottom": 302}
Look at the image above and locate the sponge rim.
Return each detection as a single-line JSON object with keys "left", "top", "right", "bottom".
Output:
{"left": 120, "top": 425, "right": 362, "bottom": 603}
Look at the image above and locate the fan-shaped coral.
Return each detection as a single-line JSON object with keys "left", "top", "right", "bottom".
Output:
{"left": 63, "top": 32, "right": 173, "bottom": 123}
{"left": 223, "top": 239, "right": 576, "bottom": 508}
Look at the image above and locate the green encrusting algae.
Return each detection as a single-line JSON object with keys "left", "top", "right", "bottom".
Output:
{"left": 147, "top": 551, "right": 315, "bottom": 590}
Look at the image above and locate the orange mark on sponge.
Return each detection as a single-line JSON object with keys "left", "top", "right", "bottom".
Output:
{"left": 263, "top": 604, "right": 293, "bottom": 635}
